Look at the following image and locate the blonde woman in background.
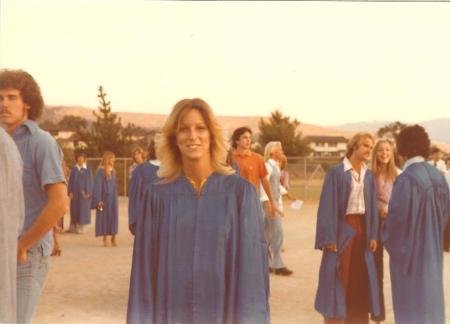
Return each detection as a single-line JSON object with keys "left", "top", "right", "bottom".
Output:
{"left": 127, "top": 98, "right": 269, "bottom": 324}
{"left": 92, "top": 151, "right": 119, "bottom": 247}
{"left": 128, "top": 147, "right": 146, "bottom": 179}
{"left": 370, "top": 138, "right": 400, "bottom": 324}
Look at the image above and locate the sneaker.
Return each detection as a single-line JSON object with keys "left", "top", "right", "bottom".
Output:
{"left": 274, "top": 267, "right": 293, "bottom": 276}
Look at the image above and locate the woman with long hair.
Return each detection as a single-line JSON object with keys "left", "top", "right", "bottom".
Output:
{"left": 91, "top": 151, "right": 119, "bottom": 247}
{"left": 370, "top": 138, "right": 399, "bottom": 324}
{"left": 128, "top": 147, "right": 146, "bottom": 179}
{"left": 127, "top": 98, "right": 269, "bottom": 324}
{"left": 128, "top": 138, "right": 160, "bottom": 235}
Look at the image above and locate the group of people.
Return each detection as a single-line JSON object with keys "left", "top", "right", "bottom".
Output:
{"left": 63, "top": 150, "right": 119, "bottom": 247}
{"left": 315, "top": 129, "right": 449, "bottom": 324}
{"left": 1, "top": 68, "right": 449, "bottom": 324}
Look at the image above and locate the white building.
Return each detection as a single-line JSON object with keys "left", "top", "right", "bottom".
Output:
{"left": 305, "top": 136, "right": 348, "bottom": 157}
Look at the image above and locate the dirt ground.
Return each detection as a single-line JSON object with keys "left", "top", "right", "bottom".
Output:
{"left": 34, "top": 197, "right": 450, "bottom": 324}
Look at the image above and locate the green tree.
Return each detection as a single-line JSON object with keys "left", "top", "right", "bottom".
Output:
{"left": 80, "top": 86, "right": 131, "bottom": 156}
{"left": 59, "top": 115, "right": 88, "bottom": 131}
{"left": 377, "top": 121, "right": 407, "bottom": 140}
{"left": 121, "top": 122, "right": 149, "bottom": 152}
{"left": 38, "top": 119, "right": 57, "bottom": 131}
{"left": 258, "top": 110, "right": 311, "bottom": 156}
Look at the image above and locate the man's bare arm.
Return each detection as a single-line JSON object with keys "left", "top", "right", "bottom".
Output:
{"left": 17, "top": 182, "right": 68, "bottom": 262}
{"left": 261, "top": 177, "right": 275, "bottom": 217}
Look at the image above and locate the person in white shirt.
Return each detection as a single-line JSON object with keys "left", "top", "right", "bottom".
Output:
{"left": 259, "top": 141, "right": 293, "bottom": 276}
{"left": 315, "top": 132, "right": 379, "bottom": 323}
{"left": 428, "top": 146, "right": 447, "bottom": 175}
{"left": 445, "top": 156, "right": 450, "bottom": 171}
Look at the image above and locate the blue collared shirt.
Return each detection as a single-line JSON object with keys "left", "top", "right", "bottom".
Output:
{"left": 12, "top": 120, "right": 66, "bottom": 256}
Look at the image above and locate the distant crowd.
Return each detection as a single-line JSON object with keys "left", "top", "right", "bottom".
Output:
{"left": 1, "top": 69, "right": 449, "bottom": 324}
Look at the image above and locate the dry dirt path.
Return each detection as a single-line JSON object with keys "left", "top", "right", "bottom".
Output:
{"left": 34, "top": 197, "right": 450, "bottom": 324}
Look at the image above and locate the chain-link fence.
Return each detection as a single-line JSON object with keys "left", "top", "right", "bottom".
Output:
{"left": 85, "top": 158, "right": 133, "bottom": 196}
{"left": 81, "top": 156, "right": 341, "bottom": 200}
{"left": 286, "top": 157, "right": 341, "bottom": 201}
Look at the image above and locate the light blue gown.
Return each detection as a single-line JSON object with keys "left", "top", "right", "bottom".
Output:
{"left": 314, "top": 163, "right": 380, "bottom": 319}
{"left": 382, "top": 162, "right": 449, "bottom": 324}
{"left": 127, "top": 173, "right": 270, "bottom": 324}
{"left": 68, "top": 166, "right": 93, "bottom": 225}
{"left": 128, "top": 162, "right": 159, "bottom": 230}
{"left": 91, "top": 168, "right": 118, "bottom": 236}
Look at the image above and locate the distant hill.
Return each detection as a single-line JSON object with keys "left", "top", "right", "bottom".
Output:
{"left": 42, "top": 105, "right": 356, "bottom": 138}
{"left": 42, "top": 106, "right": 450, "bottom": 153}
{"left": 334, "top": 119, "right": 450, "bottom": 153}
{"left": 333, "top": 121, "right": 389, "bottom": 133}
{"left": 335, "top": 119, "right": 450, "bottom": 143}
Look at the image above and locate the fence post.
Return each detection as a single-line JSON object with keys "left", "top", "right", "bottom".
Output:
{"left": 124, "top": 159, "right": 127, "bottom": 196}
{"left": 303, "top": 157, "right": 307, "bottom": 200}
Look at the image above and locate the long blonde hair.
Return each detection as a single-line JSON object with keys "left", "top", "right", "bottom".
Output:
{"left": 371, "top": 138, "right": 398, "bottom": 180}
{"left": 99, "top": 151, "right": 115, "bottom": 176}
{"left": 157, "top": 98, "right": 234, "bottom": 183}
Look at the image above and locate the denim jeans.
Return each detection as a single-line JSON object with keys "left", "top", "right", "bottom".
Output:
{"left": 264, "top": 214, "right": 285, "bottom": 269}
{"left": 17, "top": 245, "right": 49, "bottom": 324}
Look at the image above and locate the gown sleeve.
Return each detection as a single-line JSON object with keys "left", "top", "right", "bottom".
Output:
{"left": 382, "top": 174, "right": 415, "bottom": 274}
{"left": 86, "top": 167, "right": 94, "bottom": 196}
{"left": 232, "top": 182, "right": 269, "bottom": 324}
{"left": 128, "top": 167, "right": 142, "bottom": 227}
{"left": 127, "top": 185, "right": 156, "bottom": 323}
{"left": 67, "top": 168, "right": 76, "bottom": 195}
{"left": 315, "top": 170, "right": 339, "bottom": 249}
{"left": 91, "top": 169, "right": 104, "bottom": 209}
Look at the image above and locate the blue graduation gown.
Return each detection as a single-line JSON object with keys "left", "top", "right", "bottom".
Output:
{"left": 128, "top": 162, "right": 159, "bottom": 228}
{"left": 68, "top": 166, "right": 93, "bottom": 225}
{"left": 314, "top": 163, "right": 380, "bottom": 319}
{"left": 127, "top": 173, "right": 270, "bottom": 324}
{"left": 91, "top": 168, "right": 119, "bottom": 236}
{"left": 382, "top": 162, "right": 449, "bottom": 324}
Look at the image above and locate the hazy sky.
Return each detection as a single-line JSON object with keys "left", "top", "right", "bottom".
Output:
{"left": 2, "top": 0, "right": 450, "bottom": 126}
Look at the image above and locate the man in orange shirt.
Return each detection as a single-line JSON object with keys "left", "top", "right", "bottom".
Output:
{"left": 231, "top": 127, "right": 275, "bottom": 217}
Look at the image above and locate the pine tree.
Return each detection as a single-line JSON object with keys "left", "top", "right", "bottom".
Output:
{"left": 80, "top": 86, "right": 131, "bottom": 156}
{"left": 258, "top": 110, "right": 311, "bottom": 156}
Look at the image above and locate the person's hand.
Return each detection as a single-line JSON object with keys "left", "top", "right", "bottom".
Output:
{"left": 325, "top": 244, "right": 337, "bottom": 252}
{"left": 97, "top": 201, "right": 104, "bottom": 211}
{"left": 17, "top": 242, "right": 28, "bottom": 264}
{"left": 129, "top": 223, "right": 136, "bottom": 236}
{"left": 68, "top": 193, "right": 73, "bottom": 199}
{"left": 82, "top": 192, "right": 92, "bottom": 199}
{"left": 379, "top": 206, "right": 388, "bottom": 219}
{"left": 276, "top": 208, "right": 285, "bottom": 217}
{"left": 369, "top": 240, "right": 377, "bottom": 252}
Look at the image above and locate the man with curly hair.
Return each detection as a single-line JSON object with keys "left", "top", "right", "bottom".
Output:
{"left": 0, "top": 69, "right": 68, "bottom": 323}
{"left": 382, "top": 125, "right": 449, "bottom": 324}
